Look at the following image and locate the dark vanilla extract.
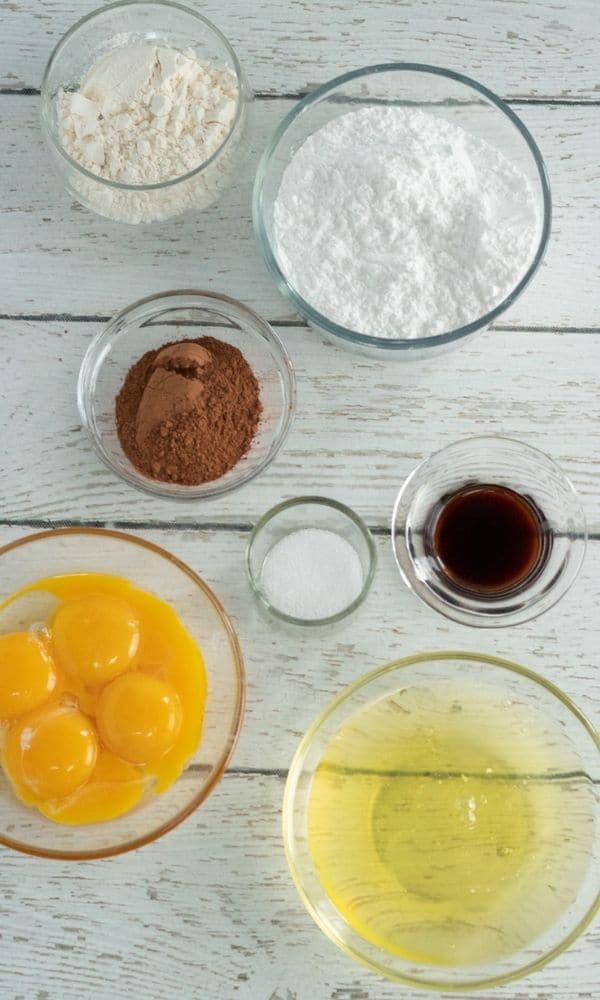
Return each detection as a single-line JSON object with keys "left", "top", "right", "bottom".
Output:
{"left": 427, "top": 484, "right": 551, "bottom": 596}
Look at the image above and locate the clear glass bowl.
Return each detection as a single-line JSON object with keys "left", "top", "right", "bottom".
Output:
{"left": 78, "top": 289, "right": 296, "bottom": 500}
{"left": 284, "top": 651, "right": 600, "bottom": 990}
{"left": 253, "top": 63, "right": 551, "bottom": 359}
{"left": 0, "top": 528, "right": 245, "bottom": 860}
{"left": 41, "top": 1, "right": 252, "bottom": 224}
{"left": 391, "top": 436, "right": 586, "bottom": 627}
{"left": 246, "top": 497, "right": 376, "bottom": 626}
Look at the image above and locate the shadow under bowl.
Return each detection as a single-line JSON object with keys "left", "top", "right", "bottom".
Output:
{"left": 253, "top": 63, "right": 551, "bottom": 359}
{"left": 0, "top": 528, "right": 245, "bottom": 859}
{"left": 77, "top": 289, "right": 296, "bottom": 500}
{"left": 391, "top": 436, "right": 586, "bottom": 627}
{"left": 40, "top": 0, "right": 253, "bottom": 224}
{"left": 284, "top": 651, "right": 600, "bottom": 990}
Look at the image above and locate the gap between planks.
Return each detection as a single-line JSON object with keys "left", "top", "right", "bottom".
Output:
{"left": 1, "top": 314, "right": 599, "bottom": 335}
{"left": 0, "top": 518, "right": 598, "bottom": 541}
{"left": 221, "top": 766, "right": 600, "bottom": 783}
{"left": 224, "top": 767, "right": 287, "bottom": 778}
{"left": 2, "top": 87, "right": 600, "bottom": 106}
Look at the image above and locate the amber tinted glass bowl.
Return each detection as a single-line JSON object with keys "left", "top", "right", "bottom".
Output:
{"left": 0, "top": 528, "right": 245, "bottom": 859}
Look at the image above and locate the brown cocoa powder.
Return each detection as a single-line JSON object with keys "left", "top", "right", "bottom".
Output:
{"left": 115, "top": 337, "right": 262, "bottom": 486}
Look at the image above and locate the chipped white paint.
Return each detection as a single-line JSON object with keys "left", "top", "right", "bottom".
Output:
{"left": 0, "top": 322, "right": 599, "bottom": 525}
{"left": 2, "top": 0, "right": 600, "bottom": 99}
{"left": 0, "top": 2, "right": 598, "bottom": 998}
{"left": 0, "top": 101, "right": 599, "bottom": 325}
{"left": 0, "top": 772, "right": 598, "bottom": 1000}
{"left": 0, "top": 523, "right": 598, "bottom": 774}
{"left": 0, "top": 770, "right": 596, "bottom": 1000}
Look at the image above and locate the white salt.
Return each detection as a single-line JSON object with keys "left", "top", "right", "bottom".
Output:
{"left": 260, "top": 528, "right": 365, "bottom": 620}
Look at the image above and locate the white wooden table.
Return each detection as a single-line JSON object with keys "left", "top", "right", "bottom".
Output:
{"left": 1, "top": 2, "right": 599, "bottom": 997}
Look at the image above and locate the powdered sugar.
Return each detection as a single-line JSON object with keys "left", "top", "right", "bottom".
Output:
{"left": 273, "top": 107, "right": 539, "bottom": 339}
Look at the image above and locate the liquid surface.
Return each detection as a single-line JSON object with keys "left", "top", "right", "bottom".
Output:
{"left": 429, "top": 484, "right": 548, "bottom": 593}
{"left": 0, "top": 573, "right": 206, "bottom": 825}
{"left": 307, "top": 684, "right": 594, "bottom": 967}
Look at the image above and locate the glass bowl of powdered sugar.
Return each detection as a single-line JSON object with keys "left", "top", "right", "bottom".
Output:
{"left": 253, "top": 64, "right": 551, "bottom": 359}
{"left": 41, "top": 1, "right": 252, "bottom": 224}
{"left": 246, "top": 497, "right": 377, "bottom": 626}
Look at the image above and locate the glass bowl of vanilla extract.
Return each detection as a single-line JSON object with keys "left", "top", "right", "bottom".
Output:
{"left": 391, "top": 436, "right": 587, "bottom": 627}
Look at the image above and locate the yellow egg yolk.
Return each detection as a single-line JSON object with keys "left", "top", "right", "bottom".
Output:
{"left": 0, "top": 632, "right": 56, "bottom": 719}
{"left": 0, "top": 572, "right": 207, "bottom": 825}
{"left": 52, "top": 593, "right": 140, "bottom": 686}
{"left": 97, "top": 672, "right": 182, "bottom": 764}
{"left": 4, "top": 705, "right": 97, "bottom": 801}
{"left": 39, "top": 749, "right": 145, "bottom": 825}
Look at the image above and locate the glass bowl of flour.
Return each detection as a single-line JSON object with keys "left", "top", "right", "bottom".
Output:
{"left": 253, "top": 64, "right": 551, "bottom": 359}
{"left": 41, "top": 1, "right": 252, "bottom": 224}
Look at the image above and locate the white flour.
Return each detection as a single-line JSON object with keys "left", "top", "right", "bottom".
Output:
{"left": 55, "top": 43, "right": 240, "bottom": 222}
{"left": 273, "top": 107, "right": 539, "bottom": 339}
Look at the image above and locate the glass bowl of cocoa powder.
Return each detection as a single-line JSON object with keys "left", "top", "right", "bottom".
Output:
{"left": 77, "top": 290, "right": 296, "bottom": 499}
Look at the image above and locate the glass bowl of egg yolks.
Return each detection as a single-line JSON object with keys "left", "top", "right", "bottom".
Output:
{"left": 0, "top": 528, "right": 245, "bottom": 860}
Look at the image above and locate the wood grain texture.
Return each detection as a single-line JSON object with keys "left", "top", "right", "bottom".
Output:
{"left": 1, "top": 527, "right": 595, "bottom": 999}
{"left": 0, "top": 775, "right": 600, "bottom": 1000}
{"left": 0, "top": 320, "right": 599, "bottom": 526}
{"left": 1, "top": 99, "right": 599, "bottom": 325}
{"left": 0, "top": 2, "right": 599, "bottom": 998}
{"left": 0, "top": 772, "right": 597, "bottom": 1000}
{"left": 0, "top": 523, "right": 598, "bottom": 772}
{"left": 2, "top": 0, "right": 600, "bottom": 100}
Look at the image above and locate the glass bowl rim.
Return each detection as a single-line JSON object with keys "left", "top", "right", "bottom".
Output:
{"left": 40, "top": 0, "right": 246, "bottom": 192}
{"left": 390, "top": 434, "right": 587, "bottom": 627}
{"left": 0, "top": 526, "right": 246, "bottom": 861}
{"left": 252, "top": 62, "right": 552, "bottom": 352}
{"left": 283, "top": 649, "right": 600, "bottom": 991}
{"left": 77, "top": 288, "right": 297, "bottom": 501}
{"left": 246, "top": 495, "right": 377, "bottom": 626}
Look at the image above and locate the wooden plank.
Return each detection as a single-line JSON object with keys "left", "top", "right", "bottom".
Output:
{"left": 1, "top": 98, "right": 599, "bottom": 327}
{"left": 0, "top": 320, "right": 598, "bottom": 526}
{"left": 0, "top": 523, "right": 598, "bottom": 774}
{"left": 0, "top": 771, "right": 597, "bottom": 1000}
{"left": 2, "top": 0, "right": 600, "bottom": 100}
{"left": 1, "top": 4, "right": 598, "bottom": 1000}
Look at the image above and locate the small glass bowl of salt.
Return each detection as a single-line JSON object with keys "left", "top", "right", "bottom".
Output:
{"left": 246, "top": 497, "right": 376, "bottom": 626}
